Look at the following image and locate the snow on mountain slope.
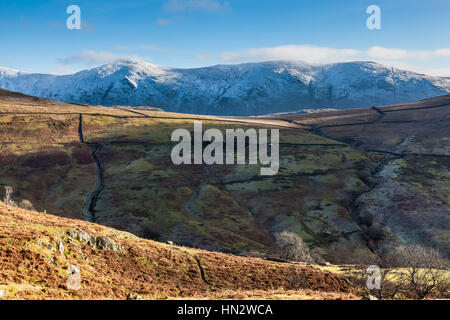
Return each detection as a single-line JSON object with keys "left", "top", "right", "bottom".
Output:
{"left": 1, "top": 60, "right": 450, "bottom": 116}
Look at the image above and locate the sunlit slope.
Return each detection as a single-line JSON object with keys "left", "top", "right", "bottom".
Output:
{"left": 1, "top": 89, "right": 449, "bottom": 263}
{"left": 0, "top": 202, "right": 355, "bottom": 300}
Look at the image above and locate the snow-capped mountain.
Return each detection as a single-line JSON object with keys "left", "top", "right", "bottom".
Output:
{"left": 1, "top": 60, "right": 449, "bottom": 116}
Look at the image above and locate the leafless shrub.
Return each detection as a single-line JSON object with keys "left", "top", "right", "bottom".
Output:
{"left": 395, "top": 245, "right": 449, "bottom": 299}
{"left": 371, "top": 249, "right": 406, "bottom": 299}
{"left": 274, "top": 231, "right": 315, "bottom": 263}
{"left": 19, "top": 199, "right": 35, "bottom": 211}
{"left": 2, "top": 186, "right": 35, "bottom": 211}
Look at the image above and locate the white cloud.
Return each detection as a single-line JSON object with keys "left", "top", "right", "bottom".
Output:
{"left": 163, "top": 0, "right": 231, "bottom": 12}
{"left": 367, "top": 46, "right": 450, "bottom": 61}
{"left": 53, "top": 46, "right": 450, "bottom": 77}
{"left": 435, "top": 49, "right": 450, "bottom": 57}
{"left": 219, "top": 45, "right": 450, "bottom": 77}
{"left": 58, "top": 51, "right": 147, "bottom": 68}
{"left": 59, "top": 51, "right": 122, "bottom": 66}
{"left": 425, "top": 68, "right": 450, "bottom": 77}
{"left": 51, "top": 64, "right": 78, "bottom": 75}
{"left": 367, "top": 46, "right": 408, "bottom": 60}
{"left": 221, "top": 45, "right": 361, "bottom": 64}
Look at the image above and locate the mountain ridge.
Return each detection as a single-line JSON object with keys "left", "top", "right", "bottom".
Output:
{"left": 1, "top": 59, "right": 450, "bottom": 116}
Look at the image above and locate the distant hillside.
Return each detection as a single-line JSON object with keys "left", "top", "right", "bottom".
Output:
{"left": 1, "top": 60, "right": 449, "bottom": 116}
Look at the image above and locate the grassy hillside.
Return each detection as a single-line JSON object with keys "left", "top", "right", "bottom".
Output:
{"left": 0, "top": 202, "right": 356, "bottom": 300}
{"left": 0, "top": 88, "right": 449, "bottom": 265}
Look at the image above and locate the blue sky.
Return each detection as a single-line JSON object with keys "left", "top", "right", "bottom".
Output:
{"left": 0, "top": 0, "right": 449, "bottom": 76}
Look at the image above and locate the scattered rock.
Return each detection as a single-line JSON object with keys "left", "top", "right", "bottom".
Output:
{"left": 67, "top": 228, "right": 125, "bottom": 253}
{"left": 36, "top": 239, "right": 55, "bottom": 251}
{"left": 67, "top": 228, "right": 95, "bottom": 246}
{"left": 96, "top": 236, "right": 124, "bottom": 253}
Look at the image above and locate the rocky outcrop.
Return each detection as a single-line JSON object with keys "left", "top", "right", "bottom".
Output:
{"left": 66, "top": 228, "right": 125, "bottom": 253}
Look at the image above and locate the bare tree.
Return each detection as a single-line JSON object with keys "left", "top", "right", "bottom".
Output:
{"left": 274, "top": 231, "right": 315, "bottom": 263}
{"left": 395, "top": 245, "right": 449, "bottom": 299}
{"left": 372, "top": 248, "right": 405, "bottom": 299}
{"left": 2, "top": 186, "right": 35, "bottom": 211}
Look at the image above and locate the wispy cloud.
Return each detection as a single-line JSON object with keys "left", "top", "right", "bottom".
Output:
{"left": 367, "top": 46, "right": 450, "bottom": 61}
{"left": 426, "top": 68, "right": 450, "bottom": 77}
{"left": 366, "top": 46, "right": 408, "bottom": 60}
{"left": 59, "top": 51, "right": 125, "bottom": 66}
{"left": 220, "top": 45, "right": 450, "bottom": 77}
{"left": 163, "top": 0, "right": 231, "bottom": 13}
{"left": 53, "top": 46, "right": 450, "bottom": 77}
{"left": 221, "top": 45, "right": 361, "bottom": 64}
{"left": 51, "top": 64, "right": 78, "bottom": 76}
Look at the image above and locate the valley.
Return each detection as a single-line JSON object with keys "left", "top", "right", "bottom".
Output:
{"left": 0, "top": 88, "right": 448, "bottom": 265}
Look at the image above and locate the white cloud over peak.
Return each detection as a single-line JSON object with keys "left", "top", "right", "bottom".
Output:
{"left": 367, "top": 46, "right": 450, "bottom": 61}
{"left": 366, "top": 46, "right": 408, "bottom": 60}
{"left": 220, "top": 45, "right": 450, "bottom": 77}
{"left": 221, "top": 45, "right": 361, "bottom": 64}
{"left": 53, "top": 46, "right": 450, "bottom": 77}
{"left": 58, "top": 51, "right": 147, "bottom": 69}
{"left": 59, "top": 51, "right": 123, "bottom": 66}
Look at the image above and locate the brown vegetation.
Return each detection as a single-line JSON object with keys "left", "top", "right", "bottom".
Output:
{"left": 0, "top": 202, "right": 356, "bottom": 300}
